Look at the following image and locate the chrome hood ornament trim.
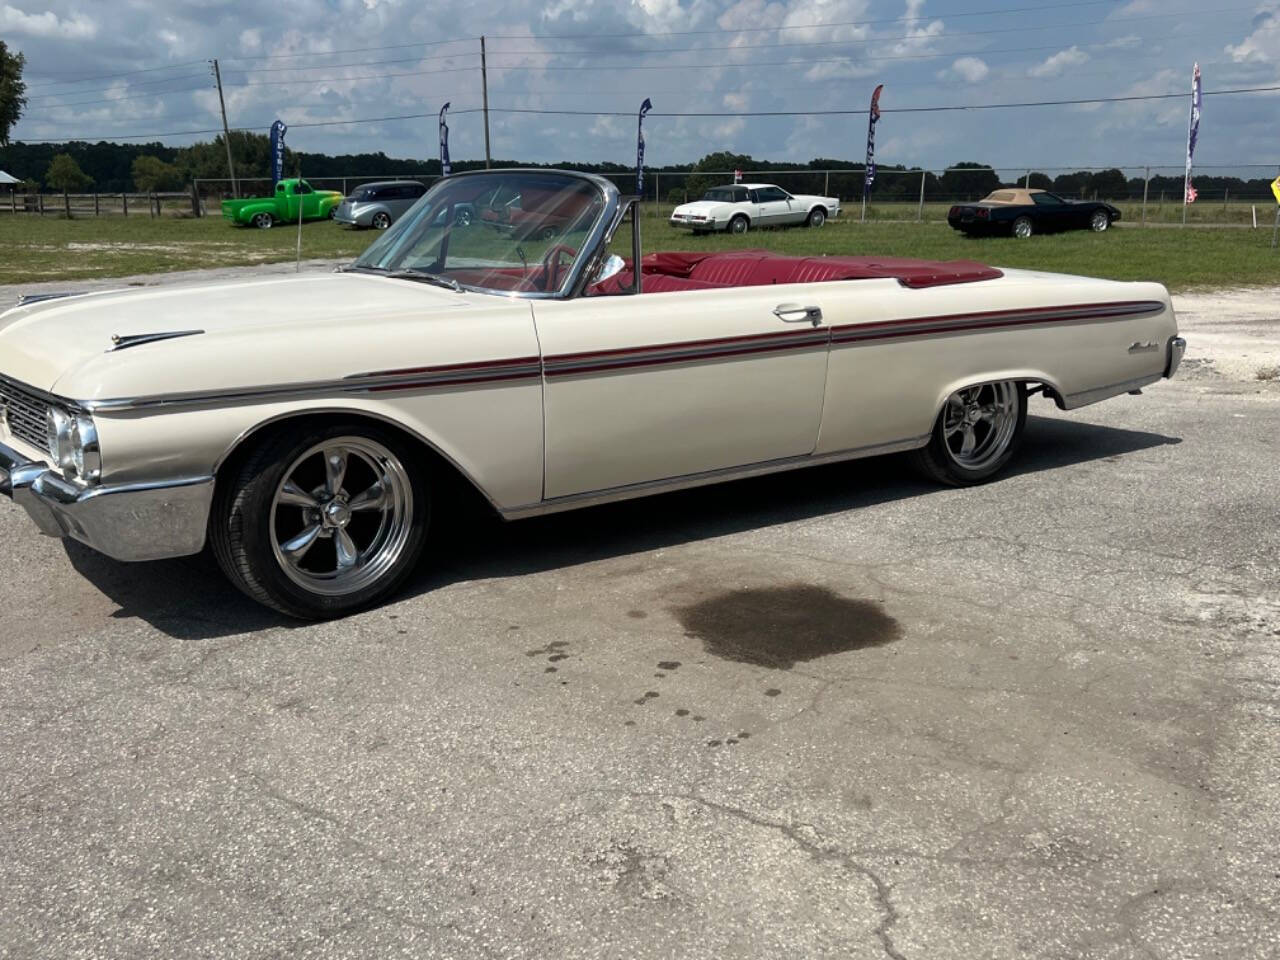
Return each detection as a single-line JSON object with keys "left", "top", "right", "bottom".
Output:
{"left": 107, "top": 330, "right": 205, "bottom": 352}
{"left": 16, "top": 291, "right": 87, "bottom": 307}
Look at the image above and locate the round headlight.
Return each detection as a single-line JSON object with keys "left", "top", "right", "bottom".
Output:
{"left": 46, "top": 406, "right": 74, "bottom": 471}
{"left": 72, "top": 414, "right": 100, "bottom": 482}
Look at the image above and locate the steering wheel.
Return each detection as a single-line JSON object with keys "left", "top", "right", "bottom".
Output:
{"left": 539, "top": 243, "right": 578, "bottom": 291}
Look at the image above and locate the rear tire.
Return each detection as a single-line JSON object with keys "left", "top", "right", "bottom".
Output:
{"left": 910, "top": 381, "right": 1027, "bottom": 486}
{"left": 1012, "top": 216, "right": 1033, "bottom": 239}
{"left": 252, "top": 213, "right": 274, "bottom": 229}
{"left": 210, "top": 421, "right": 431, "bottom": 619}
{"left": 728, "top": 215, "right": 749, "bottom": 235}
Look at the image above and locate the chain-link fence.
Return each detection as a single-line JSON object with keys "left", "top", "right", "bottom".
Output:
{"left": 7, "top": 164, "right": 1278, "bottom": 228}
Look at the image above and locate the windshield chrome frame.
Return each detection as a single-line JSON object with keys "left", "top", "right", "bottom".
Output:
{"left": 352, "top": 169, "right": 623, "bottom": 302}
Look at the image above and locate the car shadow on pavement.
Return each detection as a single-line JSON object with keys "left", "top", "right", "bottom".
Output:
{"left": 62, "top": 415, "right": 1180, "bottom": 639}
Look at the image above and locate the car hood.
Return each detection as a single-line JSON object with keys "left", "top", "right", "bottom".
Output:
{"left": 0, "top": 272, "right": 477, "bottom": 398}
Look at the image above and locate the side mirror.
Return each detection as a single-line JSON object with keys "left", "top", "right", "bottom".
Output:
{"left": 592, "top": 254, "right": 626, "bottom": 285}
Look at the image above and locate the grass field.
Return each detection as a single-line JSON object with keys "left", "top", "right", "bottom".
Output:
{"left": 2, "top": 206, "right": 1278, "bottom": 292}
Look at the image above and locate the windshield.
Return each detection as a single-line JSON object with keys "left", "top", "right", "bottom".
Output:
{"left": 353, "top": 172, "right": 606, "bottom": 295}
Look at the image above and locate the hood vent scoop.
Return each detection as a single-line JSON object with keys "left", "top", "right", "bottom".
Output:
{"left": 108, "top": 329, "right": 205, "bottom": 351}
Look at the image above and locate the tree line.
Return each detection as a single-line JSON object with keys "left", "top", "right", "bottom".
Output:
{"left": 2, "top": 135, "right": 1276, "bottom": 202}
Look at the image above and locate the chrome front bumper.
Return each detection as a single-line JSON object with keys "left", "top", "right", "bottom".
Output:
{"left": 0, "top": 441, "right": 213, "bottom": 561}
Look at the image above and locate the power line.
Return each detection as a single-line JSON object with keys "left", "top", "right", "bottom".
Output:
{"left": 219, "top": 35, "right": 478, "bottom": 63}
{"left": 485, "top": 0, "right": 1124, "bottom": 39}
{"left": 22, "top": 59, "right": 210, "bottom": 90}
{"left": 470, "top": 86, "right": 1280, "bottom": 117}
{"left": 484, "top": 4, "right": 1264, "bottom": 58}
{"left": 25, "top": 71, "right": 213, "bottom": 104}
{"left": 18, "top": 84, "right": 1280, "bottom": 143}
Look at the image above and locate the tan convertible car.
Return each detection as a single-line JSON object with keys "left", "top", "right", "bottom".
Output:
{"left": 0, "top": 170, "right": 1184, "bottom": 618}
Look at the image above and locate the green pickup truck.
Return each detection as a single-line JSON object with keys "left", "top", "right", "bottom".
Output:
{"left": 221, "top": 178, "right": 344, "bottom": 229}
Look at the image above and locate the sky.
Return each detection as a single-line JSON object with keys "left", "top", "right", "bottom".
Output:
{"left": 6, "top": 0, "right": 1280, "bottom": 176}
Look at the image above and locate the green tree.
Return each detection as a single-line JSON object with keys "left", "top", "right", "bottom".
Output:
{"left": 45, "top": 153, "right": 92, "bottom": 192}
{"left": 1087, "top": 168, "right": 1128, "bottom": 200}
{"left": 938, "top": 162, "right": 1000, "bottom": 201}
{"left": 131, "top": 154, "right": 183, "bottom": 191}
{"left": 0, "top": 41, "right": 24, "bottom": 147}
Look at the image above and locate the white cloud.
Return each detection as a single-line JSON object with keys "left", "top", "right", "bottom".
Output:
{"left": 1225, "top": 3, "right": 1280, "bottom": 62}
{"left": 949, "top": 57, "right": 988, "bottom": 84}
{"left": 0, "top": 4, "right": 96, "bottom": 38}
{"left": 1028, "top": 46, "right": 1090, "bottom": 78}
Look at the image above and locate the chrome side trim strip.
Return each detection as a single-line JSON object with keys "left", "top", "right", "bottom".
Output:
{"left": 544, "top": 328, "right": 830, "bottom": 377}
{"left": 830, "top": 300, "right": 1165, "bottom": 345}
{"left": 80, "top": 357, "right": 544, "bottom": 411}
{"left": 499, "top": 435, "right": 929, "bottom": 520}
{"left": 1062, "top": 374, "right": 1162, "bottom": 410}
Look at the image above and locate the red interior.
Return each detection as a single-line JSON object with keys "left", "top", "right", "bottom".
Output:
{"left": 588, "top": 250, "right": 1002, "bottom": 296}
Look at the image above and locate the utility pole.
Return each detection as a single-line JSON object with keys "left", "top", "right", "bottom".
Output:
{"left": 211, "top": 59, "right": 238, "bottom": 198}
{"left": 480, "top": 36, "right": 492, "bottom": 169}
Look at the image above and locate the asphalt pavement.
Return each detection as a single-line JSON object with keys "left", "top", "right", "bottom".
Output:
{"left": 1, "top": 278, "right": 1277, "bottom": 959}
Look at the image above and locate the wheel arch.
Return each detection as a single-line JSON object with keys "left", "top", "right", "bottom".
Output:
{"left": 926, "top": 371, "right": 1067, "bottom": 426}
{"left": 211, "top": 408, "right": 506, "bottom": 517}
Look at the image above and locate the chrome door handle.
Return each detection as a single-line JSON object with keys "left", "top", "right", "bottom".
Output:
{"left": 773, "top": 303, "right": 823, "bottom": 325}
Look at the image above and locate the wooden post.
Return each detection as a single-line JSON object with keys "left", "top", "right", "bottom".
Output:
{"left": 63, "top": 189, "right": 71, "bottom": 219}
{"left": 38, "top": 192, "right": 44, "bottom": 215}
{"left": 94, "top": 192, "right": 99, "bottom": 216}
{"left": 917, "top": 169, "right": 926, "bottom": 222}
{"left": 10, "top": 190, "right": 15, "bottom": 214}
{"left": 122, "top": 192, "right": 128, "bottom": 216}
{"left": 1223, "top": 187, "right": 1229, "bottom": 217}
{"left": 824, "top": 170, "right": 829, "bottom": 197}
{"left": 149, "top": 192, "right": 156, "bottom": 218}
{"left": 190, "top": 181, "right": 201, "bottom": 217}
{"left": 1141, "top": 167, "right": 1149, "bottom": 227}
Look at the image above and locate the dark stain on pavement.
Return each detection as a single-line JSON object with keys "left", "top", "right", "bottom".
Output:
{"left": 675, "top": 584, "right": 900, "bottom": 669}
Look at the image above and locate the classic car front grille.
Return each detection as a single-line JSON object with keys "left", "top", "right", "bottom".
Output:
{"left": 0, "top": 375, "right": 51, "bottom": 455}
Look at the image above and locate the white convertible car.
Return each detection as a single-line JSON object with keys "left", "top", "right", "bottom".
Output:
{"left": 670, "top": 183, "right": 840, "bottom": 233}
{"left": 0, "top": 169, "right": 1184, "bottom": 618}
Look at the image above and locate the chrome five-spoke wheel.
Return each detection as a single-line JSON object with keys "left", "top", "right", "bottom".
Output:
{"left": 1090, "top": 210, "right": 1110, "bottom": 232}
{"left": 910, "top": 380, "right": 1027, "bottom": 485}
{"left": 270, "top": 438, "right": 414, "bottom": 597}
{"left": 212, "top": 422, "right": 430, "bottom": 619}
{"left": 940, "top": 382, "right": 1020, "bottom": 471}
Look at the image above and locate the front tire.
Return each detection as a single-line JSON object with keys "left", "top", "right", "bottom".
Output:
{"left": 1090, "top": 210, "right": 1111, "bottom": 232}
{"left": 211, "top": 422, "right": 430, "bottom": 619}
{"left": 372, "top": 212, "right": 391, "bottom": 230}
{"left": 806, "top": 207, "right": 827, "bottom": 228}
{"left": 1012, "top": 216, "right": 1033, "bottom": 239}
{"left": 252, "top": 213, "right": 274, "bottom": 229}
{"left": 910, "top": 381, "right": 1027, "bottom": 486}
{"left": 728, "top": 214, "right": 749, "bottom": 235}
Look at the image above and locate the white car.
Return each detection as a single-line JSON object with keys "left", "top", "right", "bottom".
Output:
{"left": 0, "top": 169, "right": 1184, "bottom": 619}
{"left": 669, "top": 183, "right": 840, "bottom": 233}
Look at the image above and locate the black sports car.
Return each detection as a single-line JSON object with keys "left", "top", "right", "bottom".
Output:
{"left": 948, "top": 188, "right": 1121, "bottom": 238}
